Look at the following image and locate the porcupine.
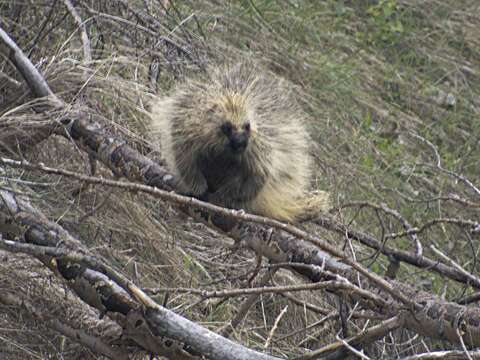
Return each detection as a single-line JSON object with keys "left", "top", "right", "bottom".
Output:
{"left": 150, "top": 62, "right": 327, "bottom": 222}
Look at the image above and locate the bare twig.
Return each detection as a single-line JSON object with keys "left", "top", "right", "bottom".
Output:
{"left": 280, "top": 291, "right": 333, "bottom": 316}
{"left": 78, "top": 187, "right": 115, "bottom": 223}
{"left": 220, "top": 267, "right": 278, "bottom": 337}
{"left": 456, "top": 326, "right": 474, "bottom": 360}
{"left": 63, "top": 0, "right": 92, "bottom": 62}
{"left": 280, "top": 290, "right": 384, "bottom": 321}
{"left": 144, "top": 281, "right": 387, "bottom": 308}
{"left": 335, "top": 201, "right": 423, "bottom": 257}
{"left": 390, "top": 192, "right": 480, "bottom": 208}
{"left": 409, "top": 132, "right": 442, "bottom": 168}
{"left": 264, "top": 305, "right": 288, "bottom": 349}
{"left": 434, "top": 166, "right": 480, "bottom": 198}
{"left": 82, "top": 6, "right": 157, "bottom": 36}
{"left": 335, "top": 336, "right": 372, "bottom": 360}
{"left": 26, "top": 0, "right": 59, "bottom": 56}
{"left": 112, "top": 0, "right": 169, "bottom": 33}
{"left": 315, "top": 215, "right": 480, "bottom": 289}
{"left": 430, "top": 245, "right": 480, "bottom": 290}
{"left": 385, "top": 218, "right": 480, "bottom": 240}
{"left": 457, "top": 291, "right": 480, "bottom": 305}
{"left": 295, "top": 315, "right": 404, "bottom": 360}
{"left": 410, "top": 132, "right": 480, "bottom": 198}
{"left": 276, "top": 313, "right": 337, "bottom": 342}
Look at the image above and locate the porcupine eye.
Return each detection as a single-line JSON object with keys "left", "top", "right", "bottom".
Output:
{"left": 221, "top": 122, "right": 233, "bottom": 136}
{"left": 243, "top": 123, "right": 251, "bottom": 132}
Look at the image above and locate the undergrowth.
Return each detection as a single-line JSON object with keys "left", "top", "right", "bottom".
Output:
{"left": 0, "top": 0, "right": 479, "bottom": 358}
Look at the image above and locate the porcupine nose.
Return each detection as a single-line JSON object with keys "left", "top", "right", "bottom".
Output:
{"left": 229, "top": 132, "right": 248, "bottom": 153}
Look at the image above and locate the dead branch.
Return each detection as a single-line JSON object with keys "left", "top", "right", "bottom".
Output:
{"left": 410, "top": 133, "right": 480, "bottom": 198}
{"left": 220, "top": 267, "right": 278, "bottom": 337}
{"left": 111, "top": 0, "right": 169, "bottom": 32}
{"left": 458, "top": 291, "right": 480, "bottom": 305}
{"left": 296, "top": 315, "right": 404, "bottom": 360}
{"left": 387, "top": 218, "right": 480, "bottom": 239}
{"left": 264, "top": 305, "right": 288, "bottom": 349}
{"left": 0, "top": 156, "right": 418, "bottom": 309}
{"left": 143, "top": 281, "right": 387, "bottom": 308}
{"left": 336, "top": 201, "right": 423, "bottom": 257}
{"left": 4, "top": 161, "right": 480, "bottom": 348}
{"left": 430, "top": 245, "right": 480, "bottom": 288}
{"left": 276, "top": 313, "right": 337, "bottom": 344}
{"left": 82, "top": 6, "right": 157, "bottom": 36}
{"left": 0, "top": 26, "right": 63, "bottom": 151}
{"left": 62, "top": 0, "right": 92, "bottom": 62}
{"left": 315, "top": 215, "right": 480, "bottom": 289}
{"left": 392, "top": 193, "right": 479, "bottom": 208}
{"left": 0, "top": 27, "right": 63, "bottom": 107}
{"left": 0, "top": 189, "right": 283, "bottom": 360}
{"left": 57, "top": 117, "right": 178, "bottom": 190}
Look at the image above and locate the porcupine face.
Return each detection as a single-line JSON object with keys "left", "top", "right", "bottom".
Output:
{"left": 204, "top": 94, "right": 255, "bottom": 158}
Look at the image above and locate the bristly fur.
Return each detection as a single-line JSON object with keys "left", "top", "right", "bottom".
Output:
{"left": 150, "top": 62, "right": 319, "bottom": 221}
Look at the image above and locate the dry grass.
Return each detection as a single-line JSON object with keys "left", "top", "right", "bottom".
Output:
{"left": 0, "top": 0, "right": 479, "bottom": 358}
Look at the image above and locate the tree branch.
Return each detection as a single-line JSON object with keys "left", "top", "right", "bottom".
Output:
{"left": 63, "top": 0, "right": 92, "bottom": 62}
{"left": 0, "top": 26, "right": 63, "bottom": 107}
{"left": 0, "top": 189, "right": 283, "bottom": 360}
{"left": 296, "top": 315, "right": 404, "bottom": 360}
{"left": 143, "top": 280, "right": 387, "bottom": 308}
{"left": 315, "top": 215, "right": 480, "bottom": 289}
{"left": 0, "top": 156, "right": 419, "bottom": 309}
{"left": 220, "top": 267, "right": 278, "bottom": 337}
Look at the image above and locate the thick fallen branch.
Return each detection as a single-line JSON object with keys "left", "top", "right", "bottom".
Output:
{"left": 61, "top": 116, "right": 178, "bottom": 190}
{"left": 337, "top": 201, "right": 423, "bottom": 257}
{"left": 0, "top": 188, "right": 282, "bottom": 360}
